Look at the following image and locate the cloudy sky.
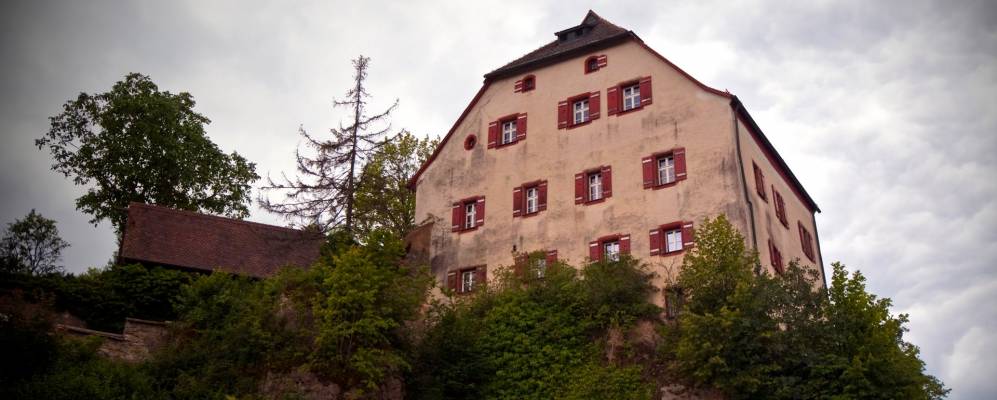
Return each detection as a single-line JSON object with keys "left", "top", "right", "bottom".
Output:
{"left": 2, "top": 0, "right": 995, "bottom": 397}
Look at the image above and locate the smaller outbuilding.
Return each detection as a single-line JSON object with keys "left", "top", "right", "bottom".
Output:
{"left": 118, "top": 202, "right": 325, "bottom": 278}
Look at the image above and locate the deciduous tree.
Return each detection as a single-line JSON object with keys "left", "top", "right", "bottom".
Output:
{"left": 353, "top": 132, "right": 437, "bottom": 239}
{"left": 36, "top": 73, "right": 259, "bottom": 235}
{"left": 0, "top": 210, "right": 70, "bottom": 275}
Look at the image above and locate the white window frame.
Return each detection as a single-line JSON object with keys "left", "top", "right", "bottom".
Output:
{"left": 525, "top": 186, "right": 538, "bottom": 214}
{"left": 573, "top": 99, "right": 590, "bottom": 124}
{"left": 603, "top": 240, "right": 620, "bottom": 262}
{"left": 665, "top": 229, "right": 683, "bottom": 253}
{"left": 533, "top": 258, "right": 547, "bottom": 278}
{"left": 461, "top": 269, "right": 475, "bottom": 292}
{"left": 622, "top": 84, "right": 641, "bottom": 111}
{"left": 464, "top": 202, "right": 476, "bottom": 229}
{"left": 588, "top": 172, "right": 602, "bottom": 201}
{"left": 501, "top": 120, "right": 517, "bottom": 144}
{"left": 657, "top": 155, "right": 675, "bottom": 185}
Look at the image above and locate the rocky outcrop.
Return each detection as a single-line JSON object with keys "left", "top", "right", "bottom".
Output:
{"left": 57, "top": 317, "right": 168, "bottom": 363}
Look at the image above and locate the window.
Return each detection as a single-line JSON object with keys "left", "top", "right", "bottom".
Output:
{"left": 588, "top": 172, "right": 602, "bottom": 201}
{"left": 607, "top": 77, "right": 651, "bottom": 116}
{"left": 643, "top": 148, "right": 686, "bottom": 189}
{"left": 799, "top": 222, "right": 815, "bottom": 262}
{"left": 590, "top": 234, "right": 629, "bottom": 261}
{"left": 501, "top": 120, "right": 517, "bottom": 145}
{"left": 575, "top": 166, "right": 611, "bottom": 204}
{"left": 533, "top": 257, "right": 547, "bottom": 278}
{"left": 665, "top": 288, "right": 684, "bottom": 319}
{"left": 622, "top": 84, "right": 641, "bottom": 111}
{"left": 488, "top": 114, "right": 526, "bottom": 148}
{"left": 753, "top": 162, "right": 767, "bottom": 201}
{"left": 573, "top": 99, "right": 590, "bottom": 124}
{"left": 665, "top": 228, "right": 682, "bottom": 253}
{"left": 451, "top": 197, "right": 485, "bottom": 232}
{"left": 461, "top": 269, "right": 475, "bottom": 292}
{"left": 464, "top": 135, "right": 476, "bottom": 150}
{"left": 657, "top": 155, "right": 675, "bottom": 185}
{"left": 603, "top": 240, "right": 620, "bottom": 261}
{"left": 464, "top": 202, "right": 476, "bottom": 229}
{"left": 773, "top": 187, "right": 788, "bottom": 227}
{"left": 586, "top": 57, "right": 599, "bottom": 73}
{"left": 769, "top": 240, "right": 784, "bottom": 274}
{"left": 515, "top": 75, "right": 536, "bottom": 93}
{"left": 650, "top": 221, "right": 694, "bottom": 256}
{"left": 448, "top": 266, "right": 486, "bottom": 294}
{"left": 558, "top": 92, "right": 600, "bottom": 129}
{"left": 525, "top": 186, "right": 538, "bottom": 214}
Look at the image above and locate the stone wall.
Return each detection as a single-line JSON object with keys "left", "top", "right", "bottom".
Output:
{"left": 57, "top": 317, "right": 169, "bottom": 363}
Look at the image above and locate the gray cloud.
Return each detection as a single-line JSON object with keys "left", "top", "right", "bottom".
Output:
{"left": 2, "top": 0, "right": 995, "bottom": 397}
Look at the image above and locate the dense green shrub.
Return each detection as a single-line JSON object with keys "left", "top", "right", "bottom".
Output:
{"left": 663, "top": 216, "right": 948, "bottom": 399}
{"left": 409, "top": 254, "right": 658, "bottom": 400}
{"left": 0, "top": 263, "right": 192, "bottom": 331}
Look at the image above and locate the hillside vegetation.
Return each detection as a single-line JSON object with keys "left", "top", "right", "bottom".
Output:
{"left": 0, "top": 218, "right": 946, "bottom": 399}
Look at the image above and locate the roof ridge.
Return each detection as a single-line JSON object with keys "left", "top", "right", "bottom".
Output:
{"left": 127, "top": 202, "right": 321, "bottom": 236}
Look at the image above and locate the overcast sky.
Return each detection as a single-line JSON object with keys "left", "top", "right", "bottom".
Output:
{"left": 1, "top": 0, "right": 995, "bottom": 397}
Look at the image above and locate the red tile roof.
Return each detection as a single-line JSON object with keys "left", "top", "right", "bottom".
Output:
{"left": 119, "top": 203, "right": 324, "bottom": 278}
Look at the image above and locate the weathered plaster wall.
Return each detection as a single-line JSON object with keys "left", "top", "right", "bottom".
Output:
{"left": 414, "top": 40, "right": 771, "bottom": 304}
{"left": 736, "top": 117, "right": 824, "bottom": 281}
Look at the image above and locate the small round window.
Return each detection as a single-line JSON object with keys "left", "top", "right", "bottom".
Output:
{"left": 464, "top": 135, "right": 477, "bottom": 150}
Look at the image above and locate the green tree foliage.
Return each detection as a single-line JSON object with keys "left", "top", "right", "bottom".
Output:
{"left": 0, "top": 209, "right": 70, "bottom": 275}
{"left": 0, "top": 263, "right": 192, "bottom": 332}
{"left": 665, "top": 216, "right": 948, "bottom": 399}
{"left": 353, "top": 131, "right": 438, "bottom": 239}
{"left": 147, "top": 230, "right": 432, "bottom": 398}
{"left": 36, "top": 73, "right": 259, "bottom": 234}
{"left": 410, "top": 254, "right": 658, "bottom": 400}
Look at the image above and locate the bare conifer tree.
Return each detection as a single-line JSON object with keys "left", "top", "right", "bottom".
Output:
{"left": 260, "top": 56, "right": 398, "bottom": 234}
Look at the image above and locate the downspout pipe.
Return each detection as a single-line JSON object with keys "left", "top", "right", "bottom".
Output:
{"left": 731, "top": 97, "right": 759, "bottom": 253}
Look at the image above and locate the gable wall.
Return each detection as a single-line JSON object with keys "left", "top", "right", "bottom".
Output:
{"left": 414, "top": 40, "right": 754, "bottom": 303}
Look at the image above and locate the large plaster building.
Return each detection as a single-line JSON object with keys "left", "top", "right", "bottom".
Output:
{"left": 408, "top": 11, "right": 824, "bottom": 305}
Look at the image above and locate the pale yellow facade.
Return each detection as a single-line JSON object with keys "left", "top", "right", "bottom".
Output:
{"left": 411, "top": 36, "right": 823, "bottom": 304}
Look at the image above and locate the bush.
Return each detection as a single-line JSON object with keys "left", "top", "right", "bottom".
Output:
{"left": 409, "top": 255, "right": 659, "bottom": 400}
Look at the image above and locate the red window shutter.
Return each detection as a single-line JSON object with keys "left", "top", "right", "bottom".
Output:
{"left": 649, "top": 228, "right": 662, "bottom": 256}
{"left": 620, "top": 234, "right": 631, "bottom": 255}
{"left": 768, "top": 239, "right": 775, "bottom": 269}
{"left": 606, "top": 87, "right": 620, "bottom": 115}
{"left": 475, "top": 197, "right": 485, "bottom": 226}
{"left": 597, "top": 55, "right": 608, "bottom": 68}
{"left": 798, "top": 222, "right": 805, "bottom": 252}
{"left": 447, "top": 271, "right": 458, "bottom": 291}
{"left": 451, "top": 202, "right": 462, "bottom": 232}
{"left": 538, "top": 181, "right": 548, "bottom": 211}
{"left": 517, "top": 113, "right": 527, "bottom": 141}
{"left": 589, "top": 240, "right": 600, "bottom": 261}
{"left": 674, "top": 147, "right": 687, "bottom": 181}
{"left": 546, "top": 249, "right": 558, "bottom": 264}
{"left": 772, "top": 185, "right": 778, "bottom": 214}
{"left": 601, "top": 166, "right": 613, "bottom": 198}
{"left": 513, "top": 255, "right": 527, "bottom": 277}
{"left": 558, "top": 101, "right": 569, "bottom": 129}
{"left": 487, "top": 121, "right": 498, "bottom": 148}
{"left": 639, "top": 76, "right": 652, "bottom": 106}
{"left": 574, "top": 172, "right": 585, "bottom": 204}
{"left": 476, "top": 266, "right": 487, "bottom": 287}
{"left": 512, "top": 186, "right": 523, "bottom": 217}
{"left": 682, "top": 221, "right": 695, "bottom": 248}
{"left": 514, "top": 79, "right": 523, "bottom": 93}
{"left": 641, "top": 156, "right": 655, "bottom": 188}
{"left": 589, "top": 91, "right": 601, "bottom": 120}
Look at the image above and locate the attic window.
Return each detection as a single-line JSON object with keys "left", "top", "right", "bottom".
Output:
{"left": 522, "top": 76, "right": 535, "bottom": 91}
{"left": 585, "top": 57, "right": 599, "bottom": 73}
